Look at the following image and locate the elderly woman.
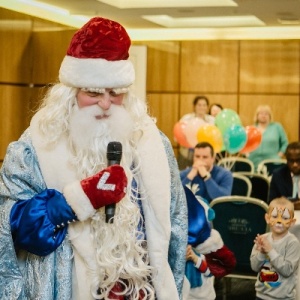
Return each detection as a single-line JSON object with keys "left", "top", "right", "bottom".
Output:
{"left": 248, "top": 104, "right": 288, "bottom": 170}
{"left": 178, "top": 96, "right": 215, "bottom": 170}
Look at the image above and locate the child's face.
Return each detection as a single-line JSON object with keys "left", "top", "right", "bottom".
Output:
{"left": 265, "top": 205, "right": 296, "bottom": 234}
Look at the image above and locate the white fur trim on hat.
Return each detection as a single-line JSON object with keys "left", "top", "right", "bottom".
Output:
{"left": 59, "top": 55, "right": 135, "bottom": 88}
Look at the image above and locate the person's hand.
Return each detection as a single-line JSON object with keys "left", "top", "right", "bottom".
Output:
{"left": 187, "top": 166, "right": 198, "bottom": 181}
{"left": 261, "top": 236, "right": 272, "bottom": 253}
{"left": 254, "top": 234, "right": 265, "bottom": 253}
{"left": 187, "top": 160, "right": 208, "bottom": 180}
{"left": 80, "top": 165, "right": 127, "bottom": 210}
{"left": 254, "top": 234, "right": 263, "bottom": 252}
{"left": 256, "top": 234, "right": 272, "bottom": 254}
{"left": 278, "top": 151, "right": 284, "bottom": 158}
{"left": 186, "top": 245, "right": 198, "bottom": 264}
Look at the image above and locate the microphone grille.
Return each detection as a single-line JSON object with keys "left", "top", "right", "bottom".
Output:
{"left": 107, "top": 141, "right": 122, "bottom": 161}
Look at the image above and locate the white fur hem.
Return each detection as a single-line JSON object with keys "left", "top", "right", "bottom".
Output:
{"left": 59, "top": 56, "right": 135, "bottom": 88}
{"left": 63, "top": 180, "right": 96, "bottom": 221}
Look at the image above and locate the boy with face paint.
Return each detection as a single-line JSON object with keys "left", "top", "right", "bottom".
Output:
{"left": 250, "top": 197, "right": 300, "bottom": 300}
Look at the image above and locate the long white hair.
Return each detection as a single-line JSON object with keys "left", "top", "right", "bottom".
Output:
{"left": 38, "top": 83, "right": 156, "bottom": 299}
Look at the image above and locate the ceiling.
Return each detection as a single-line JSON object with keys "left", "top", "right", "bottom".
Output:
{"left": 1, "top": 0, "right": 300, "bottom": 40}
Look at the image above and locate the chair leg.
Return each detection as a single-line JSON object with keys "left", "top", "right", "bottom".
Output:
{"left": 222, "top": 277, "right": 232, "bottom": 300}
{"left": 222, "top": 277, "right": 227, "bottom": 300}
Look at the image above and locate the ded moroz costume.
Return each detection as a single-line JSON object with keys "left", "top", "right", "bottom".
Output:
{"left": 0, "top": 17, "right": 187, "bottom": 300}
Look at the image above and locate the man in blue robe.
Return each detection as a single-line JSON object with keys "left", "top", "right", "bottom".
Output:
{"left": 0, "top": 16, "right": 187, "bottom": 300}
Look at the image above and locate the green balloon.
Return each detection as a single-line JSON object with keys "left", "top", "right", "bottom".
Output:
{"left": 215, "top": 109, "right": 241, "bottom": 135}
{"left": 223, "top": 125, "right": 247, "bottom": 154}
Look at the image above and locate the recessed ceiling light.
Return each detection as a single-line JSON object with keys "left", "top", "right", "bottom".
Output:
{"left": 98, "top": 0, "right": 237, "bottom": 9}
{"left": 1, "top": 0, "right": 88, "bottom": 27}
{"left": 127, "top": 27, "right": 300, "bottom": 41}
{"left": 142, "top": 15, "right": 265, "bottom": 28}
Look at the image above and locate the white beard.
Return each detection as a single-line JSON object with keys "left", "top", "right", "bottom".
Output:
{"left": 68, "top": 104, "right": 135, "bottom": 179}
{"left": 68, "top": 104, "right": 155, "bottom": 299}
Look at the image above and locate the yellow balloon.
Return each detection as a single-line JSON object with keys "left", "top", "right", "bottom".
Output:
{"left": 196, "top": 124, "right": 223, "bottom": 153}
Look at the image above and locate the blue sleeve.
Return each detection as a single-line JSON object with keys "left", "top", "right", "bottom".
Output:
{"left": 180, "top": 168, "right": 192, "bottom": 186}
{"left": 10, "top": 189, "right": 77, "bottom": 256}
{"left": 205, "top": 169, "right": 233, "bottom": 201}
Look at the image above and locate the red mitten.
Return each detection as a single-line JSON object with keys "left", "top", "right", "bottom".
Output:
{"left": 80, "top": 165, "right": 127, "bottom": 210}
{"left": 205, "top": 245, "right": 236, "bottom": 278}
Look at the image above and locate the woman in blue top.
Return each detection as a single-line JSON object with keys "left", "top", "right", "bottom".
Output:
{"left": 248, "top": 105, "right": 288, "bottom": 170}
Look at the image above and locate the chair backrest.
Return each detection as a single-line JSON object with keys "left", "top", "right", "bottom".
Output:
{"left": 210, "top": 196, "right": 269, "bottom": 274}
{"left": 240, "top": 172, "right": 270, "bottom": 203}
{"left": 231, "top": 173, "right": 252, "bottom": 197}
{"left": 257, "top": 159, "right": 287, "bottom": 177}
{"left": 217, "top": 157, "right": 255, "bottom": 173}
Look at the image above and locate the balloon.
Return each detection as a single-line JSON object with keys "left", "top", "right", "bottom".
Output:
{"left": 184, "top": 118, "right": 207, "bottom": 148}
{"left": 223, "top": 125, "right": 247, "bottom": 154}
{"left": 196, "top": 124, "right": 223, "bottom": 153}
{"left": 240, "top": 126, "right": 262, "bottom": 154}
{"left": 215, "top": 109, "right": 242, "bottom": 135}
{"left": 173, "top": 121, "right": 190, "bottom": 148}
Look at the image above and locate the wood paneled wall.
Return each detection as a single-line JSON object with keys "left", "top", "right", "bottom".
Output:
{"left": 136, "top": 40, "right": 300, "bottom": 156}
{"left": 0, "top": 8, "right": 76, "bottom": 159}
{"left": 0, "top": 7, "right": 299, "bottom": 161}
{"left": 239, "top": 41, "right": 299, "bottom": 94}
{"left": 180, "top": 41, "right": 239, "bottom": 93}
{"left": 31, "top": 30, "right": 75, "bottom": 84}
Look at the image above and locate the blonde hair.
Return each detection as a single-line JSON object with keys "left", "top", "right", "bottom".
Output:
{"left": 254, "top": 105, "right": 273, "bottom": 123}
{"left": 269, "top": 197, "right": 294, "bottom": 215}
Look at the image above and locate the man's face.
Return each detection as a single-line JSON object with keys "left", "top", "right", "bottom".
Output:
{"left": 193, "top": 147, "right": 215, "bottom": 171}
{"left": 77, "top": 88, "right": 125, "bottom": 112}
{"left": 286, "top": 149, "right": 300, "bottom": 175}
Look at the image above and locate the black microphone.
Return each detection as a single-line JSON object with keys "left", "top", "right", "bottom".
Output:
{"left": 105, "top": 141, "right": 122, "bottom": 223}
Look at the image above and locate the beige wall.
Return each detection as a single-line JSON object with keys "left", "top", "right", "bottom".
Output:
{"left": 0, "top": 8, "right": 299, "bottom": 161}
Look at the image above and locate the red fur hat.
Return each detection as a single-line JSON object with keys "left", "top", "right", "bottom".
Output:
{"left": 59, "top": 17, "right": 135, "bottom": 89}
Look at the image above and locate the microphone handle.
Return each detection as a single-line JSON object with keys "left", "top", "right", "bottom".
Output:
{"left": 105, "top": 160, "right": 121, "bottom": 223}
{"left": 107, "top": 160, "right": 120, "bottom": 166}
{"left": 105, "top": 204, "right": 115, "bottom": 223}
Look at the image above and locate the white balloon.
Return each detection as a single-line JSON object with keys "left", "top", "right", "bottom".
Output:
{"left": 183, "top": 118, "right": 206, "bottom": 147}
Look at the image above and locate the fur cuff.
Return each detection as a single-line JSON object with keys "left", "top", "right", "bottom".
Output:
{"left": 63, "top": 180, "right": 96, "bottom": 221}
{"left": 195, "top": 229, "right": 224, "bottom": 254}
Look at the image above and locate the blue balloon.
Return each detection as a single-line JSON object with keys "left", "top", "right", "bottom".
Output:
{"left": 223, "top": 125, "right": 247, "bottom": 154}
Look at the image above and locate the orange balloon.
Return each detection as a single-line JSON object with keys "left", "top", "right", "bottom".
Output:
{"left": 173, "top": 122, "right": 191, "bottom": 148}
{"left": 196, "top": 124, "right": 223, "bottom": 153}
{"left": 240, "top": 126, "right": 262, "bottom": 154}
